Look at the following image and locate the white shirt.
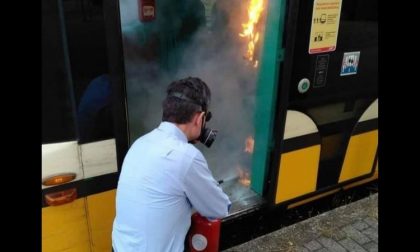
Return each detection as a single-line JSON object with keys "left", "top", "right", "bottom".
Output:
{"left": 112, "top": 122, "right": 231, "bottom": 252}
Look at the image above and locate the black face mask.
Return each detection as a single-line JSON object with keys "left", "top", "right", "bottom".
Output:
{"left": 199, "top": 111, "right": 217, "bottom": 148}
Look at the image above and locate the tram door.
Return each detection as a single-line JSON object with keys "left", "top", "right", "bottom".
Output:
{"left": 42, "top": 0, "right": 119, "bottom": 251}
{"left": 117, "top": 0, "right": 283, "bottom": 213}
{"left": 273, "top": 0, "right": 378, "bottom": 204}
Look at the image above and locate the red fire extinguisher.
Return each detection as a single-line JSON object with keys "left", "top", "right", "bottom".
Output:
{"left": 188, "top": 213, "right": 221, "bottom": 252}
{"left": 138, "top": 0, "right": 156, "bottom": 22}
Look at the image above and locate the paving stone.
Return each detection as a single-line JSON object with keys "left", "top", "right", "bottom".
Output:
{"left": 314, "top": 248, "right": 330, "bottom": 252}
{"left": 341, "top": 225, "right": 371, "bottom": 244}
{"left": 362, "top": 241, "right": 378, "bottom": 252}
{"left": 296, "top": 246, "right": 310, "bottom": 252}
{"left": 352, "top": 220, "right": 370, "bottom": 231}
{"left": 317, "top": 236, "right": 346, "bottom": 252}
{"left": 362, "top": 227, "right": 378, "bottom": 242}
{"left": 338, "top": 238, "right": 368, "bottom": 252}
{"left": 330, "top": 230, "right": 347, "bottom": 241}
{"left": 364, "top": 217, "right": 378, "bottom": 229}
{"left": 304, "top": 240, "right": 323, "bottom": 251}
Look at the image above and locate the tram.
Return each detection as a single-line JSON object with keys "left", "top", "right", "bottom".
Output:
{"left": 42, "top": 0, "right": 377, "bottom": 250}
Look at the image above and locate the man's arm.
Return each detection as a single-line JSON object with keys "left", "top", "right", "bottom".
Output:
{"left": 183, "top": 152, "right": 231, "bottom": 219}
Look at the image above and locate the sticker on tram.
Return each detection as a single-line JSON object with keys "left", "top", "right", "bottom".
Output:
{"left": 340, "top": 51, "right": 360, "bottom": 76}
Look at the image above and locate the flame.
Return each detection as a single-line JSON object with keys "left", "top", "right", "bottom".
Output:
{"left": 244, "top": 135, "right": 255, "bottom": 154}
{"left": 239, "top": 0, "right": 265, "bottom": 67}
{"left": 237, "top": 136, "right": 254, "bottom": 187}
{"left": 237, "top": 165, "right": 251, "bottom": 187}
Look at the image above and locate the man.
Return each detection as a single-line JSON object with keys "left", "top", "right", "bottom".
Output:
{"left": 112, "top": 77, "right": 231, "bottom": 252}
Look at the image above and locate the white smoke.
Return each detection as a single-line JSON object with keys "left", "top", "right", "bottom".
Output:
{"left": 118, "top": 0, "right": 260, "bottom": 183}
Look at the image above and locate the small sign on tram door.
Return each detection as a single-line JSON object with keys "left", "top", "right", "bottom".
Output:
{"left": 340, "top": 51, "right": 360, "bottom": 76}
{"left": 138, "top": 0, "right": 156, "bottom": 22}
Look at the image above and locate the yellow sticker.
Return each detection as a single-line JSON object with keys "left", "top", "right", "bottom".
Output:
{"left": 308, "top": 0, "right": 343, "bottom": 54}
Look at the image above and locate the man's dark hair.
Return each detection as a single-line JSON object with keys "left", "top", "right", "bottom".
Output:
{"left": 162, "top": 77, "right": 211, "bottom": 124}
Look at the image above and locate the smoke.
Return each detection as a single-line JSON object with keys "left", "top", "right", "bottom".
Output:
{"left": 174, "top": 29, "right": 257, "bottom": 181}
{"left": 119, "top": 0, "right": 139, "bottom": 26}
{"left": 119, "top": 0, "right": 259, "bottom": 183}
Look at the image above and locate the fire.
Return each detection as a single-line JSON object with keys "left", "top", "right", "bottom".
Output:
{"left": 239, "top": 0, "right": 265, "bottom": 67}
{"left": 237, "top": 165, "right": 251, "bottom": 187}
{"left": 244, "top": 135, "right": 255, "bottom": 154}
{"left": 237, "top": 136, "right": 254, "bottom": 187}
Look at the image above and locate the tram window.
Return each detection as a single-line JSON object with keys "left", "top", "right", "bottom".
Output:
{"left": 42, "top": 0, "right": 114, "bottom": 144}
{"left": 305, "top": 99, "right": 372, "bottom": 126}
{"left": 305, "top": 98, "right": 374, "bottom": 162}
{"left": 42, "top": 0, "right": 77, "bottom": 144}
{"left": 63, "top": 0, "right": 114, "bottom": 144}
